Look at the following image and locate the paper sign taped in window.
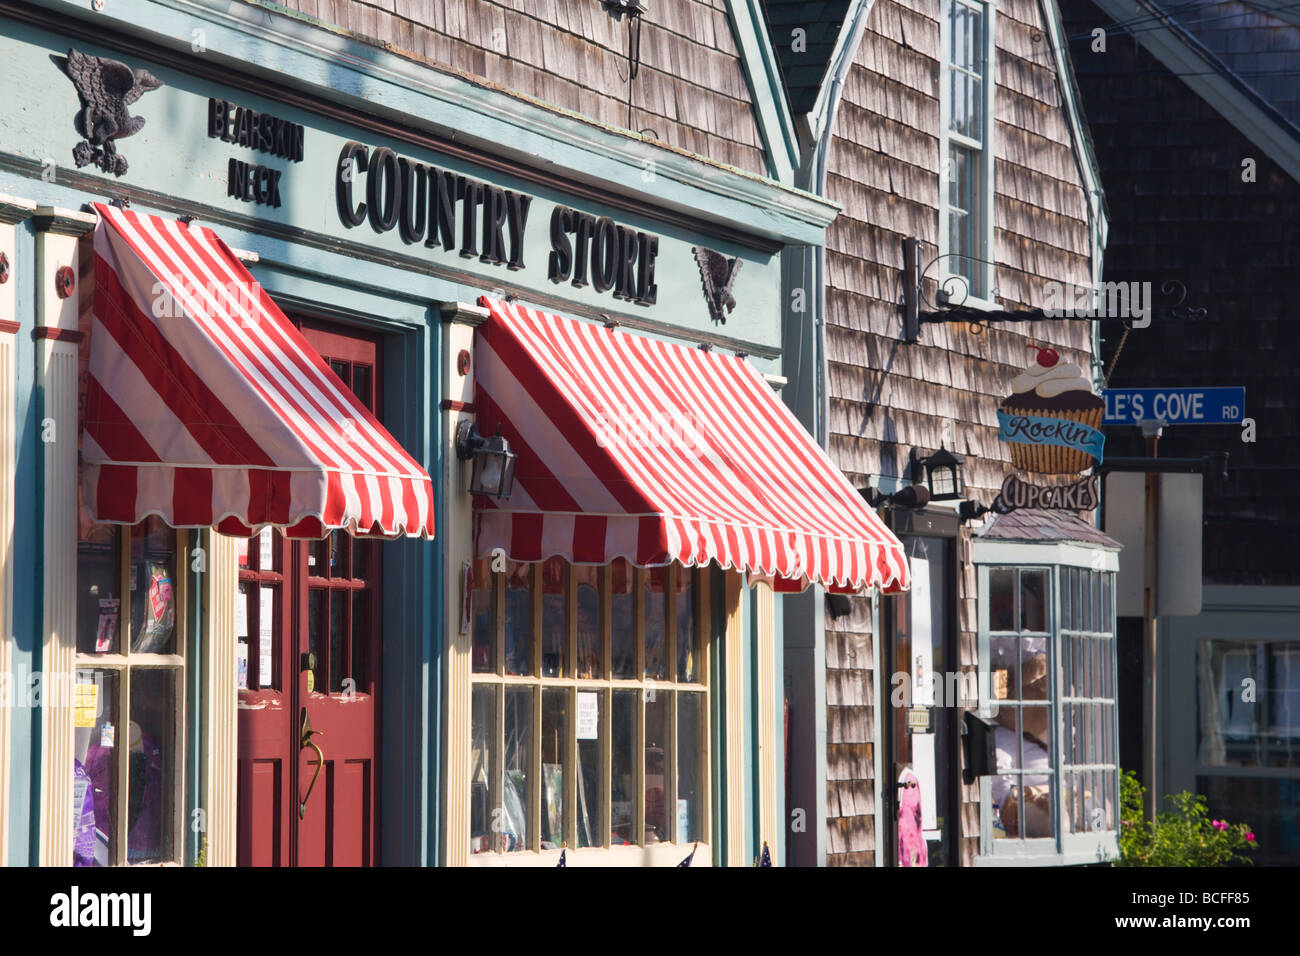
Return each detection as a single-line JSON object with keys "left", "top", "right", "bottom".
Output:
{"left": 576, "top": 692, "right": 599, "bottom": 740}
{"left": 73, "top": 683, "right": 99, "bottom": 728}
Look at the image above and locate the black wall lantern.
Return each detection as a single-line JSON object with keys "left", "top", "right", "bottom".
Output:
{"left": 911, "top": 446, "right": 964, "bottom": 502}
{"left": 456, "top": 420, "right": 517, "bottom": 499}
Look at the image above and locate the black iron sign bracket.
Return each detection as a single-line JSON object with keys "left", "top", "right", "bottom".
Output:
{"left": 899, "top": 237, "right": 1206, "bottom": 343}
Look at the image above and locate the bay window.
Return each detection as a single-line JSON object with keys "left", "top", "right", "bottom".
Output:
{"left": 975, "top": 538, "right": 1119, "bottom": 865}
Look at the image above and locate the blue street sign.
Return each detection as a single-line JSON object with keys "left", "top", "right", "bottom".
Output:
{"left": 1103, "top": 387, "right": 1245, "bottom": 425}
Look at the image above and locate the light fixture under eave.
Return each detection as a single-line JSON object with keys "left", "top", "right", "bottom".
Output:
{"left": 911, "top": 445, "right": 965, "bottom": 502}
{"left": 455, "top": 420, "right": 517, "bottom": 500}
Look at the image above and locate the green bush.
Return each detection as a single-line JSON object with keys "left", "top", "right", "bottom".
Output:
{"left": 1116, "top": 770, "right": 1257, "bottom": 867}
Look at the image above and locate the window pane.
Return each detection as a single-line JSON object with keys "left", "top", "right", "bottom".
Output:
{"left": 503, "top": 686, "right": 531, "bottom": 851}
{"left": 1020, "top": 570, "right": 1047, "bottom": 632}
{"left": 351, "top": 591, "right": 368, "bottom": 690}
{"left": 948, "top": 144, "right": 971, "bottom": 213}
{"left": 1101, "top": 573, "right": 1113, "bottom": 633}
{"left": 677, "top": 692, "right": 703, "bottom": 843}
{"left": 644, "top": 567, "right": 667, "bottom": 681}
{"left": 471, "top": 559, "right": 494, "bottom": 674}
{"left": 306, "top": 589, "right": 324, "bottom": 693}
{"left": 645, "top": 692, "right": 667, "bottom": 844}
{"left": 1021, "top": 636, "right": 1048, "bottom": 700}
{"left": 576, "top": 690, "right": 603, "bottom": 848}
{"left": 676, "top": 567, "right": 698, "bottom": 682}
{"left": 237, "top": 583, "right": 251, "bottom": 690}
{"left": 1023, "top": 705, "right": 1051, "bottom": 774}
{"left": 351, "top": 537, "right": 371, "bottom": 580}
{"left": 541, "top": 689, "right": 566, "bottom": 849}
{"left": 989, "top": 569, "right": 1014, "bottom": 631}
{"left": 329, "top": 590, "right": 343, "bottom": 692}
{"left": 256, "top": 585, "right": 276, "bottom": 689}
{"left": 127, "top": 668, "right": 179, "bottom": 863}
{"left": 610, "top": 559, "right": 636, "bottom": 679}
{"left": 989, "top": 636, "right": 1018, "bottom": 700}
{"left": 1073, "top": 567, "right": 1084, "bottom": 632}
{"left": 1022, "top": 773, "right": 1052, "bottom": 838}
{"left": 541, "top": 557, "right": 566, "bottom": 678}
{"left": 504, "top": 561, "right": 532, "bottom": 676}
{"left": 129, "top": 517, "right": 177, "bottom": 654}
{"left": 575, "top": 565, "right": 602, "bottom": 679}
{"left": 611, "top": 689, "right": 637, "bottom": 845}
{"left": 75, "top": 669, "right": 119, "bottom": 867}
{"left": 470, "top": 685, "right": 494, "bottom": 855}
{"left": 77, "top": 525, "right": 122, "bottom": 655}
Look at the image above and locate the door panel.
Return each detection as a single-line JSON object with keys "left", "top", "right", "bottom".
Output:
{"left": 237, "top": 318, "right": 384, "bottom": 867}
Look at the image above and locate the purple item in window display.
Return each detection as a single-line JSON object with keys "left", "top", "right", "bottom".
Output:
{"left": 85, "top": 726, "right": 164, "bottom": 862}
{"left": 73, "top": 759, "right": 96, "bottom": 867}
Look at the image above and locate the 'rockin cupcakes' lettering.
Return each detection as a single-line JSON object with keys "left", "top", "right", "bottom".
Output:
{"left": 998, "top": 345, "right": 1105, "bottom": 474}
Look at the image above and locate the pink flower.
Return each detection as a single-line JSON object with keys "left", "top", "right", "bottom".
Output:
{"left": 1212, "top": 819, "right": 1228, "bottom": 831}
{"left": 1247, "top": 832, "right": 1256, "bottom": 843}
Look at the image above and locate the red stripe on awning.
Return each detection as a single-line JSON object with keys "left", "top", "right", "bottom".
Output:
{"left": 81, "top": 204, "right": 434, "bottom": 539}
{"left": 472, "top": 298, "right": 909, "bottom": 594}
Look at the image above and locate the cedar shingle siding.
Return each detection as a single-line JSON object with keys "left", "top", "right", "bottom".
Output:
{"left": 822, "top": 0, "right": 1097, "bottom": 866}
{"left": 266, "top": 0, "right": 770, "bottom": 174}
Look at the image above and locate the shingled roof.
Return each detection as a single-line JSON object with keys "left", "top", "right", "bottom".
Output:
{"left": 1172, "top": 0, "right": 1300, "bottom": 132}
{"left": 1080, "top": 0, "right": 1300, "bottom": 178}
{"left": 977, "top": 510, "right": 1122, "bottom": 549}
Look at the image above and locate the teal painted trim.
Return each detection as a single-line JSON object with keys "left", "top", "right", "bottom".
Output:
{"left": 185, "top": 530, "right": 203, "bottom": 865}
{"left": 22, "top": 0, "right": 838, "bottom": 245}
{"left": 709, "top": 567, "right": 727, "bottom": 866}
{"left": 8, "top": 221, "right": 38, "bottom": 865}
{"left": 425, "top": 315, "right": 443, "bottom": 866}
{"left": 773, "top": 593, "right": 785, "bottom": 865}
{"left": 805, "top": 0, "right": 877, "bottom": 144}
{"left": 376, "top": 318, "right": 436, "bottom": 866}
{"left": 724, "top": 0, "right": 800, "bottom": 184}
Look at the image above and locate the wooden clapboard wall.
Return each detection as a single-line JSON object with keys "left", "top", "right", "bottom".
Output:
{"left": 268, "top": 0, "right": 769, "bottom": 175}
{"left": 822, "top": 0, "right": 1096, "bottom": 866}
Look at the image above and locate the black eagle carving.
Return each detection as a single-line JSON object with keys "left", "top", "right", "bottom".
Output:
{"left": 59, "top": 48, "right": 162, "bottom": 177}
{"left": 693, "top": 246, "right": 742, "bottom": 324}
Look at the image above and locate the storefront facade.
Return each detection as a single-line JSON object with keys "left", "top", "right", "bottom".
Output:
{"left": 0, "top": 0, "right": 871, "bottom": 866}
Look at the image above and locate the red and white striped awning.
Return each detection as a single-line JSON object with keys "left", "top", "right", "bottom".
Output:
{"left": 81, "top": 203, "right": 435, "bottom": 539}
{"left": 473, "top": 298, "right": 909, "bottom": 593}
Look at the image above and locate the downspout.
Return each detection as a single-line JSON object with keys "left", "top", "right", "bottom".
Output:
{"left": 807, "top": 0, "right": 876, "bottom": 447}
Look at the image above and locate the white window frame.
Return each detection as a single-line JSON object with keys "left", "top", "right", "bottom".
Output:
{"left": 972, "top": 538, "right": 1120, "bottom": 867}
{"left": 938, "top": 0, "right": 997, "bottom": 308}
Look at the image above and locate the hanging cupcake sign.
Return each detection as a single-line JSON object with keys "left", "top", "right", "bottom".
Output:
{"left": 991, "top": 346, "right": 1104, "bottom": 513}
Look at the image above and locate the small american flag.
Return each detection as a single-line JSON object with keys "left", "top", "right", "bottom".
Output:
{"left": 758, "top": 842, "right": 771, "bottom": 867}
{"left": 677, "top": 841, "right": 698, "bottom": 867}
{"left": 557, "top": 847, "right": 566, "bottom": 868}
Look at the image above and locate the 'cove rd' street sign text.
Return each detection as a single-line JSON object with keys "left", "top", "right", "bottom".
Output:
{"left": 1103, "top": 387, "right": 1245, "bottom": 426}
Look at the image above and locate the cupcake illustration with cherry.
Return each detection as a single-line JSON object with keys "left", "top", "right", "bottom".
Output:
{"left": 998, "top": 345, "right": 1105, "bottom": 474}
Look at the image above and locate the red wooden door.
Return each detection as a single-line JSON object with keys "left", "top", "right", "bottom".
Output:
{"left": 237, "top": 321, "right": 384, "bottom": 866}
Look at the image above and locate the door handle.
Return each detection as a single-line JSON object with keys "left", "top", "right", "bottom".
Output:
{"left": 299, "top": 709, "right": 325, "bottom": 819}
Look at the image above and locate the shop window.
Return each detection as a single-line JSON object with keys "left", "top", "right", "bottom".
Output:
{"left": 940, "top": 0, "right": 995, "bottom": 301}
{"left": 978, "top": 561, "right": 1118, "bottom": 862}
{"left": 469, "top": 557, "right": 709, "bottom": 855}
{"left": 74, "top": 515, "right": 187, "bottom": 866}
